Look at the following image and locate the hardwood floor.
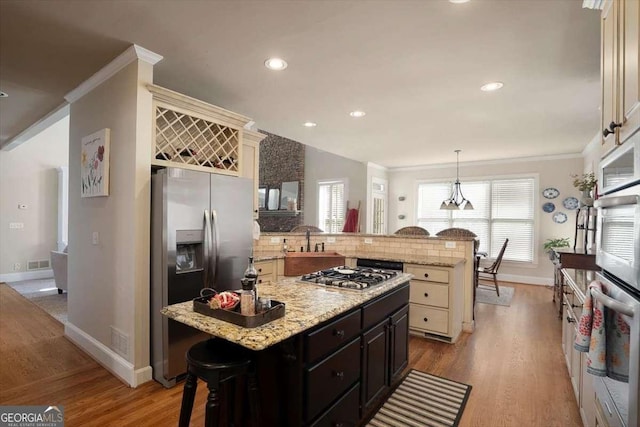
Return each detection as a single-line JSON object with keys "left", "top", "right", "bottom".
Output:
{"left": 0, "top": 282, "right": 581, "bottom": 426}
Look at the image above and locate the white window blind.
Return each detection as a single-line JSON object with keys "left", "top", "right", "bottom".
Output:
{"left": 318, "top": 180, "right": 345, "bottom": 233}
{"left": 417, "top": 177, "right": 535, "bottom": 262}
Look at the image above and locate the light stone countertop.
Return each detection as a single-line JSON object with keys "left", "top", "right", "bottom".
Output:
{"left": 161, "top": 273, "right": 412, "bottom": 351}
{"left": 254, "top": 252, "right": 465, "bottom": 267}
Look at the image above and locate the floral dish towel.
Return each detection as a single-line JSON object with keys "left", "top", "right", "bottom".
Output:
{"left": 574, "top": 280, "right": 630, "bottom": 382}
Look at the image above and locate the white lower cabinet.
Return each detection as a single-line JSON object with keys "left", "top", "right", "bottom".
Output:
{"left": 406, "top": 262, "right": 463, "bottom": 343}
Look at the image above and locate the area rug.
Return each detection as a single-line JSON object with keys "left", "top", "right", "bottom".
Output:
{"left": 5, "top": 278, "right": 67, "bottom": 323}
{"left": 476, "top": 285, "right": 514, "bottom": 306}
{"left": 366, "top": 370, "right": 472, "bottom": 427}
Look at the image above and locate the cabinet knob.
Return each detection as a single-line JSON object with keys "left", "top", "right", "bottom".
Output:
{"left": 423, "top": 317, "right": 428, "bottom": 322}
{"left": 566, "top": 316, "right": 575, "bottom": 323}
{"left": 258, "top": 268, "right": 262, "bottom": 273}
{"left": 424, "top": 292, "right": 429, "bottom": 298}
{"left": 333, "top": 329, "right": 345, "bottom": 339}
{"left": 258, "top": 279, "right": 262, "bottom": 284}
{"left": 333, "top": 371, "right": 344, "bottom": 379}
{"left": 333, "top": 423, "right": 344, "bottom": 427}
{"left": 424, "top": 273, "right": 429, "bottom": 278}
{"left": 603, "top": 121, "right": 623, "bottom": 137}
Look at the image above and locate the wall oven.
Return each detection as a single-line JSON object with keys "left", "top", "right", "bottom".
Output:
{"left": 593, "top": 175, "right": 640, "bottom": 427}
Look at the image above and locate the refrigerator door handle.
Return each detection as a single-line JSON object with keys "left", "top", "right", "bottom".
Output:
{"left": 211, "top": 209, "right": 220, "bottom": 287}
{"left": 203, "top": 209, "right": 211, "bottom": 288}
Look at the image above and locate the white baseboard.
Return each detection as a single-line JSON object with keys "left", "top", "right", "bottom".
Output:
{"left": 0, "top": 269, "right": 53, "bottom": 282}
{"left": 64, "top": 322, "right": 152, "bottom": 388}
{"left": 495, "top": 273, "right": 553, "bottom": 286}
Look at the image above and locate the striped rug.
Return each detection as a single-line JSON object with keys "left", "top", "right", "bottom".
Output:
{"left": 367, "top": 370, "right": 472, "bottom": 427}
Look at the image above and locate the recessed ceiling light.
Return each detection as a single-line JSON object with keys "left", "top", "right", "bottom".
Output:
{"left": 0, "top": 91, "right": 8, "bottom": 98}
{"left": 264, "top": 57, "right": 288, "bottom": 71}
{"left": 349, "top": 110, "right": 366, "bottom": 118}
{"left": 449, "top": 0, "right": 470, "bottom": 3}
{"left": 480, "top": 82, "right": 504, "bottom": 92}
{"left": 303, "top": 122, "right": 317, "bottom": 127}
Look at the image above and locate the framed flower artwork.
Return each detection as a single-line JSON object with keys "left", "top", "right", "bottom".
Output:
{"left": 81, "top": 128, "right": 110, "bottom": 197}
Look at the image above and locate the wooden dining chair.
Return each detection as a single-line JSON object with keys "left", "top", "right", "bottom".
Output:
{"left": 476, "top": 238, "right": 509, "bottom": 296}
{"left": 290, "top": 225, "right": 324, "bottom": 233}
{"left": 435, "top": 228, "right": 477, "bottom": 238}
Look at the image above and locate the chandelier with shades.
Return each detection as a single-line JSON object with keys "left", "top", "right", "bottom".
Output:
{"left": 440, "top": 150, "right": 474, "bottom": 210}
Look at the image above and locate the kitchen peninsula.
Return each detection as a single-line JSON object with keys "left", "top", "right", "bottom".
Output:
{"left": 163, "top": 274, "right": 411, "bottom": 426}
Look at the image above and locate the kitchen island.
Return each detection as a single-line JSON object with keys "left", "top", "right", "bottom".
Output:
{"left": 162, "top": 274, "right": 412, "bottom": 426}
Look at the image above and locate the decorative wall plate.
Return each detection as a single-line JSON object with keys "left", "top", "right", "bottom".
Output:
{"left": 542, "top": 202, "right": 555, "bottom": 213}
{"left": 543, "top": 188, "right": 559, "bottom": 199}
{"left": 562, "top": 197, "right": 579, "bottom": 210}
{"left": 552, "top": 212, "right": 568, "bottom": 224}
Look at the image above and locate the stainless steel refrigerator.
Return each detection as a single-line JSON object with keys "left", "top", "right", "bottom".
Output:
{"left": 150, "top": 167, "right": 254, "bottom": 387}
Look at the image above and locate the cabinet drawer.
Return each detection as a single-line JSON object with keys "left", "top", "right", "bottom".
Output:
{"left": 305, "top": 337, "right": 361, "bottom": 423}
{"left": 256, "top": 274, "right": 273, "bottom": 285}
{"left": 405, "top": 265, "right": 449, "bottom": 284}
{"left": 255, "top": 260, "right": 274, "bottom": 276}
{"left": 306, "top": 309, "right": 362, "bottom": 363}
{"left": 362, "top": 283, "right": 409, "bottom": 330}
{"left": 409, "top": 281, "right": 448, "bottom": 308}
{"left": 409, "top": 304, "right": 448, "bottom": 334}
{"left": 310, "top": 382, "right": 360, "bottom": 427}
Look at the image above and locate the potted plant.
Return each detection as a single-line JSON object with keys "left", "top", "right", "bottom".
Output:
{"left": 544, "top": 237, "right": 571, "bottom": 260}
{"left": 571, "top": 172, "right": 597, "bottom": 206}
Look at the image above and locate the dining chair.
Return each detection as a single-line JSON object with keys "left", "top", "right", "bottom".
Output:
{"left": 394, "top": 226, "right": 430, "bottom": 236}
{"left": 435, "top": 228, "right": 477, "bottom": 238}
{"left": 476, "top": 238, "right": 509, "bottom": 296}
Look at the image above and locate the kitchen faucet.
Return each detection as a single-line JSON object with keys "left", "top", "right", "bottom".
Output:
{"left": 306, "top": 230, "right": 311, "bottom": 252}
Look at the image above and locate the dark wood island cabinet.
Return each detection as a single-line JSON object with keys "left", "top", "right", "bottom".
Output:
{"left": 162, "top": 276, "right": 411, "bottom": 427}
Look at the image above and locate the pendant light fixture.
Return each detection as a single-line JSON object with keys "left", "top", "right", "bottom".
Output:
{"left": 440, "top": 150, "right": 474, "bottom": 210}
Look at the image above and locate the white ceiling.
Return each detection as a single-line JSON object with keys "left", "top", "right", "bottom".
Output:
{"left": 0, "top": 0, "right": 601, "bottom": 167}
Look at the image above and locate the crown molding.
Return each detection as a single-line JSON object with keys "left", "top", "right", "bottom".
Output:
{"left": 65, "top": 44, "right": 163, "bottom": 103}
{"left": 1, "top": 103, "right": 69, "bottom": 151}
{"left": 367, "top": 162, "right": 388, "bottom": 171}
{"left": 388, "top": 153, "right": 584, "bottom": 172}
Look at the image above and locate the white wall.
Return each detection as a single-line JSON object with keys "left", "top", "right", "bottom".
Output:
{"left": 0, "top": 116, "right": 69, "bottom": 279}
{"left": 66, "top": 59, "right": 154, "bottom": 386}
{"left": 388, "top": 155, "right": 585, "bottom": 283}
{"left": 304, "top": 146, "right": 367, "bottom": 230}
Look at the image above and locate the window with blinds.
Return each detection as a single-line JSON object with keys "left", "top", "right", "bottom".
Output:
{"left": 417, "top": 177, "right": 536, "bottom": 262}
{"left": 318, "top": 180, "right": 346, "bottom": 233}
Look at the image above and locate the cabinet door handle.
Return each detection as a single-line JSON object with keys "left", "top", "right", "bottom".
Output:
{"left": 424, "top": 273, "right": 429, "bottom": 278}
{"left": 333, "top": 370, "right": 344, "bottom": 379}
{"left": 333, "top": 329, "right": 345, "bottom": 339}
{"left": 603, "top": 121, "right": 622, "bottom": 137}
{"left": 566, "top": 316, "right": 575, "bottom": 323}
{"left": 424, "top": 292, "right": 429, "bottom": 298}
{"left": 423, "top": 317, "right": 428, "bottom": 322}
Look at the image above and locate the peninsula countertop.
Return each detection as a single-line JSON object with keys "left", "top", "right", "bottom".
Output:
{"left": 254, "top": 252, "right": 465, "bottom": 268}
{"left": 161, "top": 273, "right": 413, "bottom": 351}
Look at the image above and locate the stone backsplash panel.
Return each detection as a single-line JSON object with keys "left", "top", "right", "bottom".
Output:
{"left": 257, "top": 131, "right": 305, "bottom": 232}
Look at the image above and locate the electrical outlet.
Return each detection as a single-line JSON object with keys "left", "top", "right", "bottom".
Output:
{"left": 327, "top": 237, "right": 336, "bottom": 243}
{"left": 270, "top": 237, "right": 281, "bottom": 244}
{"left": 13, "top": 262, "right": 21, "bottom": 271}
{"left": 445, "top": 241, "right": 456, "bottom": 249}
{"left": 364, "top": 238, "right": 373, "bottom": 244}
{"left": 92, "top": 232, "right": 99, "bottom": 245}
{"left": 9, "top": 222, "right": 24, "bottom": 229}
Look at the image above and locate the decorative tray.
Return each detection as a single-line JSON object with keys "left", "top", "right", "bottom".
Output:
{"left": 193, "top": 295, "right": 285, "bottom": 328}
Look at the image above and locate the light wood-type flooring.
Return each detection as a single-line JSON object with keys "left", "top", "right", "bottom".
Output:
{"left": 0, "top": 282, "right": 581, "bottom": 427}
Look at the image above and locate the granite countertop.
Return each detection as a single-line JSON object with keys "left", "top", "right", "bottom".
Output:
{"left": 561, "top": 268, "right": 599, "bottom": 302}
{"left": 260, "top": 232, "right": 475, "bottom": 241}
{"left": 253, "top": 252, "right": 465, "bottom": 268}
{"left": 161, "top": 273, "right": 413, "bottom": 351}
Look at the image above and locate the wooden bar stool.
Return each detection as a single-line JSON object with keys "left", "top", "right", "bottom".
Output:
{"left": 178, "top": 339, "right": 260, "bottom": 427}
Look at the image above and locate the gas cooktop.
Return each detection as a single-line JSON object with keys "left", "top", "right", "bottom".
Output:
{"left": 299, "top": 266, "right": 399, "bottom": 290}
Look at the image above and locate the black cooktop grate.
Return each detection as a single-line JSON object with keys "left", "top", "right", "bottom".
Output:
{"left": 300, "top": 266, "right": 399, "bottom": 290}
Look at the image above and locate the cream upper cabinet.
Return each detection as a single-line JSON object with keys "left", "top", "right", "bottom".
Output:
{"left": 242, "top": 130, "right": 265, "bottom": 219}
{"left": 601, "top": 0, "right": 640, "bottom": 157}
{"left": 619, "top": 0, "right": 640, "bottom": 143}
